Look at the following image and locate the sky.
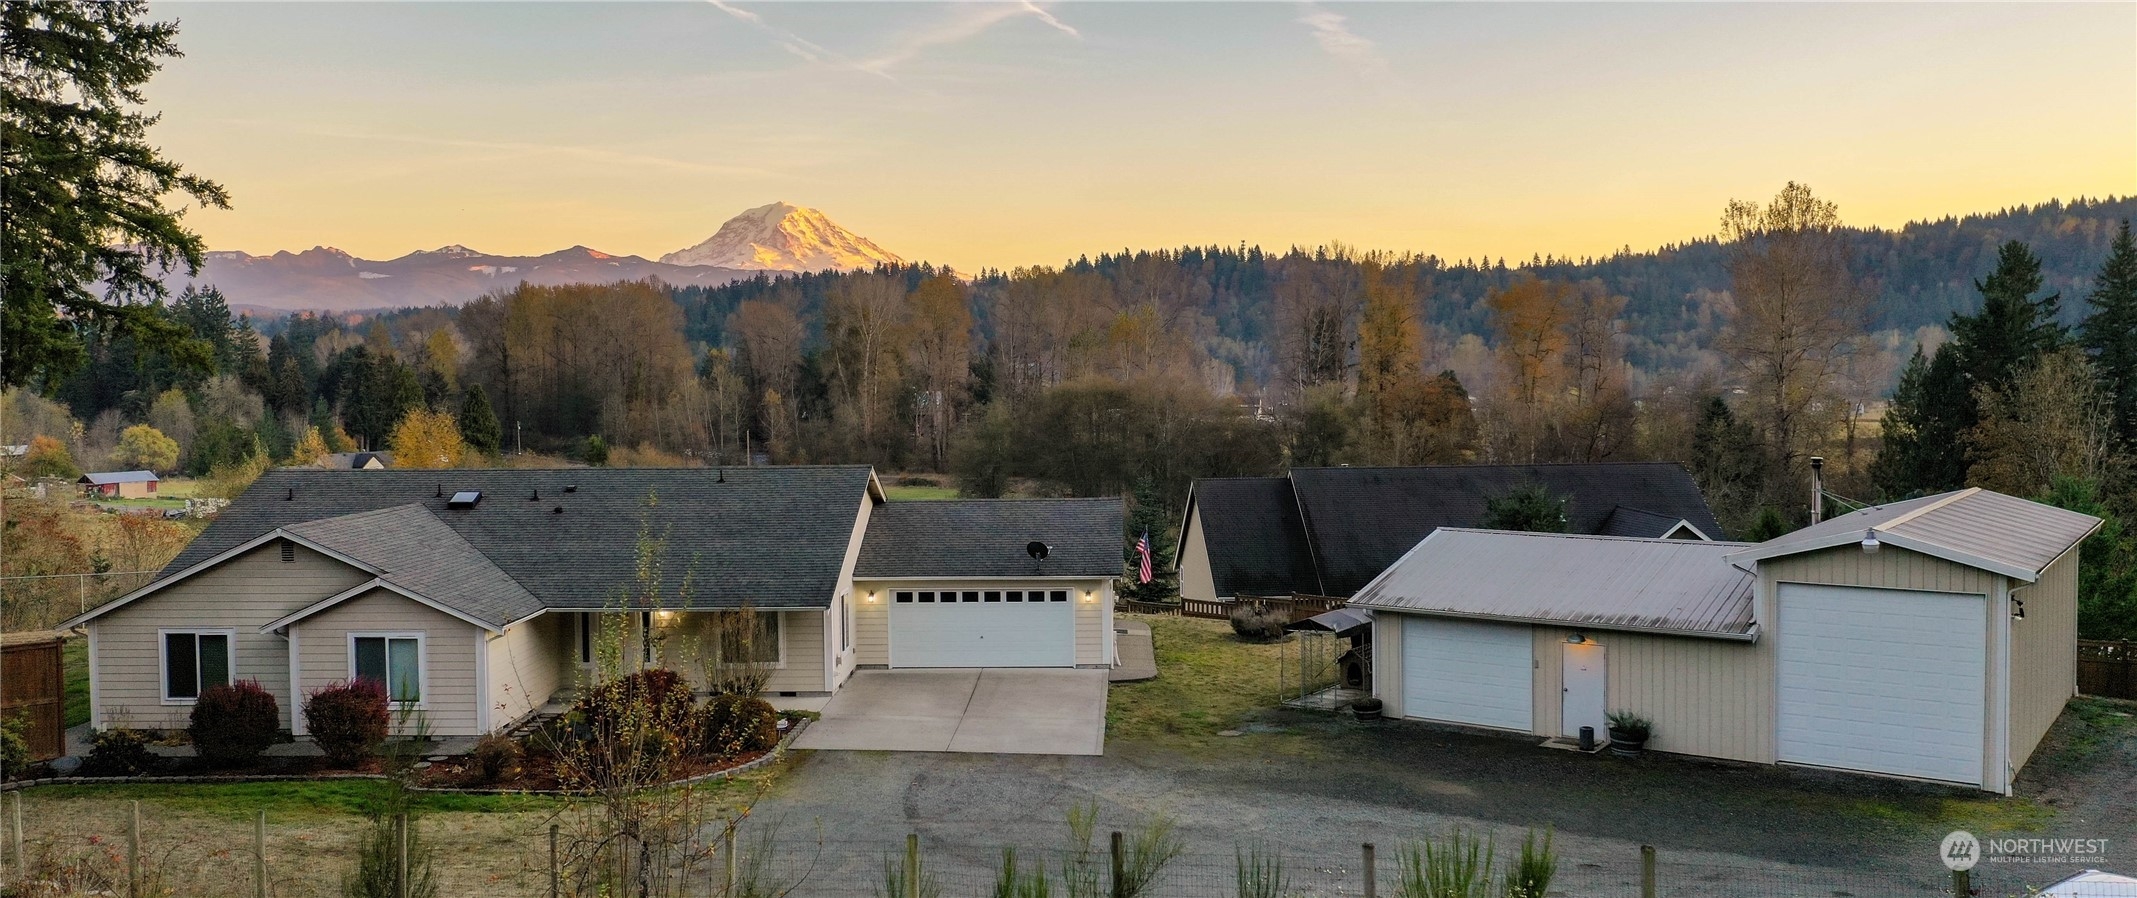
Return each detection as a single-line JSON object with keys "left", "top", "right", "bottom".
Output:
{"left": 148, "top": 1, "right": 2137, "bottom": 272}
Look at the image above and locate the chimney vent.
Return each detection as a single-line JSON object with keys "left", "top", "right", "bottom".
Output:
{"left": 1809, "top": 456, "right": 1825, "bottom": 524}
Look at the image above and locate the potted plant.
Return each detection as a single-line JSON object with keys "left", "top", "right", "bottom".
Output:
{"left": 1605, "top": 710, "right": 1651, "bottom": 757}
{"left": 1351, "top": 697, "right": 1384, "bottom": 722}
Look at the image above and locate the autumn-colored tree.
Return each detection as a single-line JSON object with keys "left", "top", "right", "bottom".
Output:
{"left": 1272, "top": 250, "right": 1362, "bottom": 394}
{"left": 908, "top": 275, "right": 974, "bottom": 469}
{"left": 821, "top": 273, "right": 909, "bottom": 461}
{"left": 727, "top": 298, "right": 805, "bottom": 454}
{"left": 114, "top": 423, "right": 179, "bottom": 472}
{"left": 1966, "top": 347, "right": 2122, "bottom": 497}
{"left": 422, "top": 329, "right": 459, "bottom": 393}
{"left": 388, "top": 408, "right": 465, "bottom": 469}
{"left": 1486, "top": 276, "right": 1572, "bottom": 406}
{"left": 288, "top": 425, "right": 330, "bottom": 466}
{"left": 18, "top": 434, "right": 80, "bottom": 480}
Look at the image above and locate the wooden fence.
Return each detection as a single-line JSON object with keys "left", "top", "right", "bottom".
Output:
{"left": 2079, "top": 639, "right": 2135, "bottom": 700}
{"left": 1, "top": 631, "right": 66, "bottom": 762}
{"left": 1124, "top": 595, "right": 1348, "bottom": 624}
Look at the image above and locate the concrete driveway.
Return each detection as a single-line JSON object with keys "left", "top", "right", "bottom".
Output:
{"left": 793, "top": 668, "right": 1108, "bottom": 755}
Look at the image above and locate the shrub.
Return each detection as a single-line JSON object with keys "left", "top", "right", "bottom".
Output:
{"left": 468, "top": 734, "right": 523, "bottom": 785}
{"left": 1503, "top": 829, "right": 1555, "bottom": 898}
{"left": 1227, "top": 601, "right": 1286, "bottom": 641}
{"left": 306, "top": 679, "right": 390, "bottom": 767}
{"left": 190, "top": 680, "right": 281, "bottom": 767}
{"left": 700, "top": 693, "right": 780, "bottom": 758}
{"left": 1605, "top": 710, "right": 1652, "bottom": 741}
{"left": 574, "top": 668, "right": 696, "bottom": 738}
{"left": 0, "top": 714, "right": 29, "bottom": 779}
{"left": 564, "top": 668, "right": 698, "bottom": 779}
{"left": 81, "top": 727, "right": 157, "bottom": 776}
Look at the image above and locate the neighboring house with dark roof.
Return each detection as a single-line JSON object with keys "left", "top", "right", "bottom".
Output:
{"left": 1177, "top": 463, "right": 1723, "bottom": 601}
{"left": 1350, "top": 488, "right": 2100, "bottom": 794}
{"left": 79, "top": 470, "right": 160, "bottom": 499}
{"left": 318, "top": 451, "right": 390, "bottom": 470}
{"left": 63, "top": 467, "right": 1123, "bottom": 737}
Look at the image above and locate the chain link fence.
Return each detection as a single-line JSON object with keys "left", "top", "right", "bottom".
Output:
{"left": 0, "top": 570, "right": 158, "bottom": 631}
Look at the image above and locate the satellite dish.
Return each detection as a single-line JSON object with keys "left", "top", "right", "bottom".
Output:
{"left": 1026, "top": 541, "right": 1050, "bottom": 560}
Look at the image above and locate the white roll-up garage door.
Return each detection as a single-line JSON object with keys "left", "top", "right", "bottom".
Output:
{"left": 889, "top": 588, "right": 1075, "bottom": 668}
{"left": 1776, "top": 583, "right": 1986, "bottom": 785}
{"left": 1400, "top": 615, "right": 1533, "bottom": 731}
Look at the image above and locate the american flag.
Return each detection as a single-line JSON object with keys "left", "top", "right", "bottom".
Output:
{"left": 1135, "top": 531, "right": 1153, "bottom": 584}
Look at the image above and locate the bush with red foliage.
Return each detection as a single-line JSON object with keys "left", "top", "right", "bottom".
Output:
{"left": 305, "top": 679, "right": 390, "bottom": 767}
{"left": 189, "top": 680, "right": 281, "bottom": 766}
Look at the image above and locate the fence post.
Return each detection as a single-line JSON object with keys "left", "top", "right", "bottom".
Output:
{"left": 80, "top": 574, "right": 88, "bottom": 617}
{"left": 12, "top": 791, "right": 23, "bottom": 886}
{"left": 1361, "top": 843, "right": 1376, "bottom": 898}
{"left": 548, "top": 824, "right": 560, "bottom": 898}
{"left": 128, "top": 800, "right": 140, "bottom": 898}
{"left": 396, "top": 813, "right": 410, "bottom": 898}
{"left": 724, "top": 825, "right": 737, "bottom": 895}
{"left": 1953, "top": 868, "right": 1971, "bottom": 897}
{"left": 1110, "top": 831, "right": 1125, "bottom": 898}
{"left": 1639, "top": 845, "right": 1656, "bottom": 898}
{"left": 904, "top": 833, "right": 920, "bottom": 898}
{"left": 254, "top": 810, "right": 267, "bottom": 898}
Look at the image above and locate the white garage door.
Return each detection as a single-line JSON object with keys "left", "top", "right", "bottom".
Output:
{"left": 1400, "top": 615, "right": 1533, "bottom": 731}
{"left": 1776, "top": 583, "right": 1986, "bottom": 785}
{"left": 889, "top": 588, "right": 1075, "bottom": 668}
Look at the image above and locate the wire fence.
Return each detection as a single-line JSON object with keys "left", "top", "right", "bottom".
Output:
{"left": 0, "top": 569, "right": 158, "bottom": 631}
{"left": 4, "top": 795, "right": 2121, "bottom": 898}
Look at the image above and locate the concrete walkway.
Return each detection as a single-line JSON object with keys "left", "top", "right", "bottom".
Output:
{"left": 794, "top": 668, "right": 1107, "bottom": 756}
{"left": 1108, "top": 619, "right": 1157, "bottom": 682}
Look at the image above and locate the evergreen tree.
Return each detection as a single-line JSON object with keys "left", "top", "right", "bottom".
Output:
{"left": 1480, "top": 483, "right": 1569, "bottom": 532}
{"left": 457, "top": 384, "right": 502, "bottom": 455}
{"left": 1870, "top": 346, "right": 1971, "bottom": 498}
{"left": 1949, "top": 240, "right": 2067, "bottom": 399}
{"left": 2079, "top": 220, "right": 2137, "bottom": 444}
{"left": 1688, "top": 395, "right": 1766, "bottom": 530}
{"left": 584, "top": 435, "right": 609, "bottom": 467}
{"left": 1, "top": 1, "right": 230, "bottom": 387}
{"left": 1120, "top": 479, "right": 1178, "bottom": 603}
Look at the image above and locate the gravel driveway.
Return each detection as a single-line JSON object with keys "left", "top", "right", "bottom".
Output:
{"left": 748, "top": 702, "right": 2137, "bottom": 897}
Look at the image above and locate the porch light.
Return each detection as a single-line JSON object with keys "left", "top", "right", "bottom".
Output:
{"left": 866, "top": 592, "right": 877, "bottom": 603}
{"left": 654, "top": 610, "right": 675, "bottom": 622}
{"left": 1566, "top": 633, "right": 1586, "bottom": 644}
{"left": 1861, "top": 529, "right": 1881, "bottom": 554}
{"left": 1083, "top": 591, "right": 1095, "bottom": 603}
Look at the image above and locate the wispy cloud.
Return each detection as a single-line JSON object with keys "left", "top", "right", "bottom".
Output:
{"left": 281, "top": 124, "right": 791, "bottom": 180}
{"left": 707, "top": 0, "right": 894, "bottom": 81}
{"left": 860, "top": 2, "right": 1081, "bottom": 75}
{"left": 1297, "top": 3, "right": 1391, "bottom": 83}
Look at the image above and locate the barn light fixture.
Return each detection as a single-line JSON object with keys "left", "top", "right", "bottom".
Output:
{"left": 2011, "top": 596, "right": 2026, "bottom": 621}
{"left": 1566, "top": 633, "right": 1587, "bottom": 644}
{"left": 1861, "top": 529, "right": 1881, "bottom": 554}
{"left": 866, "top": 591, "right": 877, "bottom": 604}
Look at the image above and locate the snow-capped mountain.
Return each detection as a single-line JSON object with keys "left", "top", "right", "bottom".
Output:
{"left": 660, "top": 202, "right": 902, "bottom": 272}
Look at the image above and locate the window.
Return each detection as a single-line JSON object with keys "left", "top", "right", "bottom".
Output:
{"left": 961, "top": 591, "right": 980, "bottom": 603}
{"left": 351, "top": 635, "right": 422, "bottom": 703}
{"left": 895, "top": 591, "right": 914, "bottom": 603}
{"left": 718, "top": 612, "right": 781, "bottom": 664}
{"left": 1049, "top": 590, "right": 1068, "bottom": 603}
{"left": 577, "top": 613, "right": 594, "bottom": 664}
{"left": 162, "top": 630, "right": 232, "bottom": 702}
{"left": 918, "top": 591, "right": 936, "bottom": 603}
{"left": 841, "top": 596, "right": 853, "bottom": 652}
{"left": 984, "top": 591, "right": 1001, "bottom": 603}
{"left": 1006, "top": 591, "right": 1024, "bottom": 602}
{"left": 641, "top": 611, "right": 656, "bottom": 664}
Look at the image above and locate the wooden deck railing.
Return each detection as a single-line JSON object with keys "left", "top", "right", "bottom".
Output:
{"left": 1121, "top": 594, "right": 1348, "bottom": 624}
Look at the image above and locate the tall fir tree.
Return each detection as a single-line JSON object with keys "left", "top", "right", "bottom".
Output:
{"left": 2079, "top": 219, "right": 2137, "bottom": 445}
{"left": 1949, "top": 240, "right": 2068, "bottom": 397}
{"left": 458, "top": 384, "right": 503, "bottom": 455}
{"left": 1121, "top": 479, "right": 1178, "bottom": 602}
{"left": 1870, "top": 346, "right": 1972, "bottom": 498}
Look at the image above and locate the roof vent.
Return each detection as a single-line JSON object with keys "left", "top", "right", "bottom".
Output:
{"left": 530, "top": 488, "right": 540, "bottom": 501}
{"left": 1026, "top": 541, "right": 1050, "bottom": 560}
{"left": 564, "top": 484, "right": 577, "bottom": 493}
{"left": 447, "top": 490, "right": 482, "bottom": 509}
{"left": 716, "top": 467, "right": 725, "bottom": 483}
{"left": 552, "top": 505, "right": 565, "bottom": 514}
{"left": 434, "top": 483, "right": 444, "bottom": 498}
{"left": 285, "top": 487, "right": 295, "bottom": 501}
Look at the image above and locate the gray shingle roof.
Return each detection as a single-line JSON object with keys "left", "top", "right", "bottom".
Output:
{"left": 1182, "top": 478, "right": 1321, "bottom": 597}
{"left": 284, "top": 505, "right": 542, "bottom": 627}
{"left": 81, "top": 470, "right": 159, "bottom": 485}
{"left": 1350, "top": 529, "right": 1758, "bottom": 639}
{"left": 1597, "top": 505, "right": 1700, "bottom": 538}
{"left": 163, "top": 466, "right": 877, "bottom": 610}
{"left": 856, "top": 498, "right": 1124, "bottom": 579}
{"left": 1725, "top": 487, "right": 2102, "bottom": 581}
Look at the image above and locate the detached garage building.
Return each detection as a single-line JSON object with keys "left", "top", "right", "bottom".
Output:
{"left": 1353, "top": 488, "right": 2100, "bottom": 794}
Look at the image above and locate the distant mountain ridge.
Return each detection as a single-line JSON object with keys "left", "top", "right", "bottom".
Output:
{"left": 661, "top": 202, "right": 902, "bottom": 272}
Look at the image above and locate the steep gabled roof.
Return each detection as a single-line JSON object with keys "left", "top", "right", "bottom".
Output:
{"left": 1181, "top": 477, "right": 1320, "bottom": 598}
{"left": 277, "top": 505, "right": 542, "bottom": 628}
{"left": 1350, "top": 529, "right": 1757, "bottom": 640}
{"left": 1288, "top": 463, "right": 1724, "bottom": 596}
{"left": 1725, "top": 488, "right": 2101, "bottom": 582}
{"left": 857, "top": 498, "right": 1124, "bottom": 579}
{"left": 157, "top": 466, "right": 879, "bottom": 611}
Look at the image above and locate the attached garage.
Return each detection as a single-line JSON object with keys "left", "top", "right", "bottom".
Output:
{"left": 888, "top": 588, "right": 1076, "bottom": 668}
{"left": 1775, "top": 583, "right": 1986, "bottom": 785}
{"left": 1399, "top": 615, "right": 1533, "bottom": 730}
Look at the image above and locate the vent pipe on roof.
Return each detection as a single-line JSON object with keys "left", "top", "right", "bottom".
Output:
{"left": 285, "top": 487, "right": 294, "bottom": 501}
{"left": 716, "top": 467, "right": 725, "bottom": 483}
{"left": 1809, "top": 456, "right": 1824, "bottom": 524}
{"left": 530, "top": 489, "right": 540, "bottom": 501}
{"left": 434, "top": 483, "right": 444, "bottom": 498}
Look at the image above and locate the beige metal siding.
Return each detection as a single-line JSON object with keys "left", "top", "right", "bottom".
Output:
{"left": 852, "top": 579, "right": 1111, "bottom": 668}
{"left": 91, "top": 541, "right": 370, "bottom": 731}
{"left": 1178, "top": 508, "right": 1216, "bottom": 602}
{"left": 1371, "top": 610, "right": 1404, "bottom": 713}
{"left": 1529, "top": 625, "right": 1770, "bottom": 762}
{"left": 297, "top": 588, "right": 484, "bottom": 736}
{"left": 488, "top": 613, "right": 566, "bottom": 728}
{"left": 2008, "top": 549, "right": 2077, "bottom": 772}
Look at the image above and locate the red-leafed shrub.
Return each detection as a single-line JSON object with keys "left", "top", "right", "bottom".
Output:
{"left": 190, "top": 680, "right": 281, "bottom": 766}
{"left": 306, "top": 679, "right": 390, "bottom": 767}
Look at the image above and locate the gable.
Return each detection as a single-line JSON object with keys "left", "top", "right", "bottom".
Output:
{"left": 1186, "top": 478, "right": 1320, "bottom": 598}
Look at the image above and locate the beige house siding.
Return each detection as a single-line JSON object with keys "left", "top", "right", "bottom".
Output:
{"left": 854, "top": 587, "right": 891, "bottom": 667}
{"left": 765, "top": 610, "right": 827, "bottom": 694}
{"left": 488, "top": 613, "right": 567, "bottom": 728}
{"left": 296, "top": 588, "right": 484, "bottom": 736}
{"left": 851, "top": 578, "right": 1112, "bottom": 668}
{"left": 2008, "top": 549, "right": 2078, "bottom": 773}
{"left": 1177, "top": 507, "right": 1216, "bottom": 602}
{"left": 828, "top": 491, "right": 875, "bottom": 689}
{"left": 89, "top": 541, "right": 370, "bottom": 731}
{"left": 1529, "top": 626, "right": 1769, "bottom": 763}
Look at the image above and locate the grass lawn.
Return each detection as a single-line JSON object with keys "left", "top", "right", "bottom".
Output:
{"left": 883, "top": 484, "right": 960, "bottom": 501}
{"left": 63, "top": 634, "right": 89, "bottom": 727}
{"left": 1107, "top": 615, "right": 1287, "bottom": 745}
{"left": 95, "top": 496, "right": 187, "bottom": 511}
{"left": 154, "top": 478, "right": 203, "bottom": 498}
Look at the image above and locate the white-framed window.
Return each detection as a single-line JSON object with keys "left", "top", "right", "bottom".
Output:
{"left": 349, "top": 633, "right": 424, "bottom": 705}
{"left": 160, "top": 629, "right": 235, "bottom": 703}
{"left": 718, "top": 612, "right": 782, "bottom": 664}
{"left": 576, "top": 612, "right": 595, "bottom": 665}
{"left": 841, "top": 596, "right": 854, "bottom": 653}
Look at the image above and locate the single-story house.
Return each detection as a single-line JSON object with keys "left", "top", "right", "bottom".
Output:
{"left": 62, "top": 467, "right": 1122, "bottom": 738}
{"left": 318, "top": 452, "right": 390, "bottom": 470}
{"left": 1176, "top": 463, "right": 1723, "bottom": 602}
{"left": 1351, "top": 487, "right": 2100, "bottom": 793}
{"left": 80, "top": 470, "right": 160, "bottom": 498}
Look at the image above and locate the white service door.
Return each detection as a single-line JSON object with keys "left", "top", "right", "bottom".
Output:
{"left": 1561, "top": 642, "right": 1608, "bottom": 739}
{"left": 1776, "top": 583, "right": 1987, "bottom": 785}
{"left": 1400, "top": 615, "right": 1533, "bottom": 731}
{"left": 889, "top": 595, "right": 1075, "bottom": 668}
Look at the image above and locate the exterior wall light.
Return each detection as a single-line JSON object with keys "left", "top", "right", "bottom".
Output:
{"left": 1861, "top": 529, "right": 1881, "bottom": 554}
{"left": 866, "top": 592, "right": 877, "bottom": 603}
{"left": 1566, "top": 633, "right": 1587, "bottom": 644}
{"left": 1083, "top": 590, "right": 1096, "bottom": 603}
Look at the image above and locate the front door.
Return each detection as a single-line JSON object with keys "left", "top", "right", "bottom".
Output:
{"left": 1561, "top": 642, "right": 1607, "bottom": 739}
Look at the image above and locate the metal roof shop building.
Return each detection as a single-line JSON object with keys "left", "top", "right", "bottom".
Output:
{"left": 1350, "top": 488, "right": 2101, "bottom": 794}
